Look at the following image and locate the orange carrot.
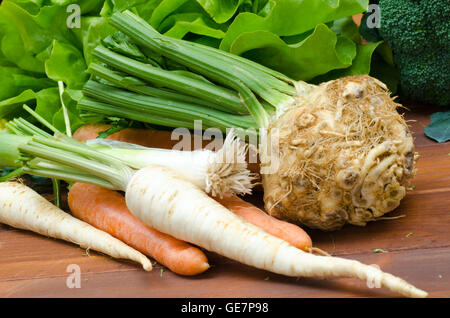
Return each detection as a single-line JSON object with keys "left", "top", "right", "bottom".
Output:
{"left": 73, "top": 123, "right": 108, "bottom": 142}
{"left": 68, "top": 182, "right": 209, "bottom": 276}
{"left": 214, "top": 194, "right": 312, "bottom": 251}
{"left": 74, "top": 123, "right": 200, "bottom": 149}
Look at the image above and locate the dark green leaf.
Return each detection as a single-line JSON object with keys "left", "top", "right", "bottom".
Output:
{"left": 369, "top": 43, "right": 399, "bottom": 94}
{"left": 331, "top": 16, "right": 361, "bottom": 45}
{"left": 424, "top": 111, "right": 450, "bottom": 143}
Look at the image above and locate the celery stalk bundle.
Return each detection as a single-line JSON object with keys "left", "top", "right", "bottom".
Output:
{"left": 80, "top": 10, "right": 417, "bottom": 230}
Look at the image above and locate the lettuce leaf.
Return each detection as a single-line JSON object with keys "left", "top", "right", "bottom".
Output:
{"left": 45, "top": 40, "right": 89, "bottom": 89}
{"left": 230, "top": 24, "right": 356, "bottom": 80}
{"left": 0, "top": 65, "right": 55, "bottom": 101}
{"left": 138, "top": 0, "right": 373, "bottom": 83}
{"left": 0, "top": 0, "right": 122, "bottom": 131}
{"left": 160, "top": 13, "right": 226, "bottom": 39}
{"left": 220, "top": 0, "right": 368, "bottom": 51}
{"left": 0, "top": 89, "right": 36, "bottom": 119}
{"left": 311, "top": 41, "right": 381, "bottom": 83}
{"left": 196, "top": 0, "right": 245, "bottom": 24}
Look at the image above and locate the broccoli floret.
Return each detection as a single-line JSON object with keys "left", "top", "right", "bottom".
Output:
{"left": 375, "top": 0, "right": 450, "bottom": 106}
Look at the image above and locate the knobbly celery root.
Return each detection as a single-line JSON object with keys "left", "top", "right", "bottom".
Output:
{"left": 263, "top": 75, "right": 417, "bottom": 231}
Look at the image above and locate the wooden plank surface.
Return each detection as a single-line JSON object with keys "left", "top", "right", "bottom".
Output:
{"left": 0, "top": 105, "right": 449, "bottom": 298}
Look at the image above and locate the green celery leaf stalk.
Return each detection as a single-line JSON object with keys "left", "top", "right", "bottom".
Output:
{"left": 91, "top": 45, "right": 247, "bottom": 114}
{"left": 81, "top": 81, "right": 257, "bottom": 131}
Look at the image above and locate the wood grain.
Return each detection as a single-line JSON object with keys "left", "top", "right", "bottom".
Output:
{"left": 0, "top": 108, "right": 449, "bottom": 298}
{"left": 1, "top": 247, "right": 448, "bottom": 298}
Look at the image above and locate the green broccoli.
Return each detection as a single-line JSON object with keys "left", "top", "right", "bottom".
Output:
{"left": 361, "top": 0, "right": 450, "bottom": 106}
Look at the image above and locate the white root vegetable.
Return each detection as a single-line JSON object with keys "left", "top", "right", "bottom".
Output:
{"left": 86, "top": 129, "right": 254, "bottom": 197}
{"left": 125, "top": 165, "right": 427, "bottom": 298}
{"left": 0, "top": 182, "right": 152, "bottom": 271}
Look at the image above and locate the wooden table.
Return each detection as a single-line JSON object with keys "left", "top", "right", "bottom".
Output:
{"left": 1, "top": 105, "right": 449, "bottom": 298}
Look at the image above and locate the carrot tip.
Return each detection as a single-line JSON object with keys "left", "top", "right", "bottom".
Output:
{"left": 201, "top": 262, "right": 210, "bottom": 273}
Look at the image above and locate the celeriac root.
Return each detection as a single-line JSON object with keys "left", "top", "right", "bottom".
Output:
{"left": 263, "top": 75, "right": 417, "bottom": 230}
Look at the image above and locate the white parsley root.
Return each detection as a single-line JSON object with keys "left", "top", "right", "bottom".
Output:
{"left": 125, "top": 165, "right": 426, "bottom": 298}
{"left": 0, "top": 182, "right": 152, "bottom": 271}
{"left": 263, "top": 75, "right": 417, "bottom": 230}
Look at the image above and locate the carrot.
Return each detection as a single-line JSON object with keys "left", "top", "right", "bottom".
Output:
{"left": 214, "top": 194, "right": 312, "bottom": 251}
{"left": 74, "top": 124, "right": 308, "bottom": 249}
{"left": 73, "top": 123, "right": 182, "bottom": 149}
{"left": 68, "top": 182, "right": 209, "bottom": 276}
{"left": 0, "top": 182, "right": 152, "bottom": 271}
